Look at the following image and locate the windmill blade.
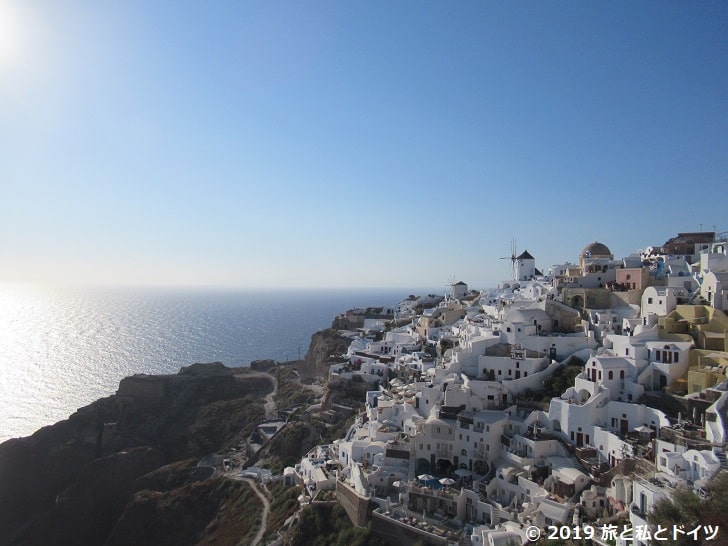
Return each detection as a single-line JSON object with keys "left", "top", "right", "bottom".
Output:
{"left": 499, "top": 237, "right": 518, "bottom": 280}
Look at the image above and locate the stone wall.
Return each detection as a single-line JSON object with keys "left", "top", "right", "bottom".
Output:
{"left": 336, "top": 480, "right": 370, "bottom": 527}
{"left": 371, "top": 511, "right": 449, "bottom": 546}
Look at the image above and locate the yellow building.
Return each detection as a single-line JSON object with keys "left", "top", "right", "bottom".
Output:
{"left": 686, "top": 350, "right": 728, "bottom": 394}
{"left": 659, "top": 305, "right": 728, "bottom": 352}
{"left": 660, "top": 305, "right": 728, "bottom": 394}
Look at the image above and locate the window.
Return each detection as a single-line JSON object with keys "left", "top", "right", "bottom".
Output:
{"left": 608, "top": 371, "right": 613, "bottom": 380}
{"left": 648, "top": 297, "right": 653, "bottom": 304}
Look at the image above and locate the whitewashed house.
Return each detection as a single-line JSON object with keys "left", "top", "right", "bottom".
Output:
{"left": 579, "top": 485, "right": 609, "bottom": 519}
{"left": 629, "top": 477, "right": 670, "bottom": 546}
{"left": 701, "top": 271, "right": 728, "bottom": 311}
{"left": 641, "top": 286, "right": 689, "bottom": 318}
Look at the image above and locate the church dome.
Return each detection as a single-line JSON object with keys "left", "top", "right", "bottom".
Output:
{"left": 581, "top": 241, "right": 612, "bottom": 259}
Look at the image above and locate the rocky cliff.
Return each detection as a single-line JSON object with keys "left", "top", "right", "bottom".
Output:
{"left": 298, "top": 328, "right": 352, "bottom": 380}
{"left": 0, "top": 363, "right": 272, "bottom": 546}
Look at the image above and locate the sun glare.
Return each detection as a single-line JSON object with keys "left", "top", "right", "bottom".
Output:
{"left": 0, "top": 2, "right": 21, "bottom": 65}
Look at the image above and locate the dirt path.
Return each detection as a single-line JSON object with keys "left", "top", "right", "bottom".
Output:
{"left": 263, "top": 374, "right": 278, "bottom": 419}
{"left": 234, "top": 370, "right": 278, "bottom": 419}
{"left": 243, "top": 478, "right": 270, "bottom": 546}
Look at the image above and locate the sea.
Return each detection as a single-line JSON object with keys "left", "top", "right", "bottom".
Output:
{"left": 0, "top": 285, "right": 412, "bottom": 444}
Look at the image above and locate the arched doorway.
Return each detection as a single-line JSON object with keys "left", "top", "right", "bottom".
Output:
{"left": 416, "top": 458, "right": 431, "bottom": 476}
{"left": 473, "top": 459, "right": 489, "bottom": 476}
{"left": 437, "top": 459, "right": 453, "bottom": 475}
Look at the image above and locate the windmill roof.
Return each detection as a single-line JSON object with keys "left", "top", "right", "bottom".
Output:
{"left": 517, "top": 250, "right": 535, "bottom": 260}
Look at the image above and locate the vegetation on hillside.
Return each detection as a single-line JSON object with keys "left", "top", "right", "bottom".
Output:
{"left": 106, "top": 476, "right": 262, "bottom": 546}
{"left": 517, "top": 360, "right": 584, "bottom": 403}
{"left": 273, "top": 368, "right": 319, "bottom": 409}
{"left": 287, "top": 503, "right": 387, "bottom": 546}
{"left": 649, "top": 471, "right": 728, "bottom": 546}
{"left": 264, "top": 481, "right": 301, "bottom": 541}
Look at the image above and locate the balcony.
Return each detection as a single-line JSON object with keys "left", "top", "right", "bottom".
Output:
{"left": 502, "top": 449, "right": 529, "bottom": 466}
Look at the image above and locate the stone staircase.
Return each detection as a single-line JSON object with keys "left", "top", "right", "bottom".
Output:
{"left": 715, "top": 450, "right": 728, "bottom": 471}
{"left": 408, "top": 451, "right": 416, "bottom": 481}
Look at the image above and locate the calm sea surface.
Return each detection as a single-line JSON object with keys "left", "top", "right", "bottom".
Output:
{"left": 0, "top": 285, "right": 406, "bottom": 443}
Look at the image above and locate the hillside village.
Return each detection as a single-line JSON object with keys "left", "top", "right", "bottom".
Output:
{"left": 286, "top": 231, "right": 728, "bottom": 546}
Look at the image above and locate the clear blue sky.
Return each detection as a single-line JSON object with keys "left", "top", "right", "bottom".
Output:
{"left": 1, "top": 1, "right": 726, "bottom": 290}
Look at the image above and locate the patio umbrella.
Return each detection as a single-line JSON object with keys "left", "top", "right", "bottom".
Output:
{"left": 392, "top": 480, "right": 402, "bottom": 488}
{"left": 454, "top": 469, "right": 472, "bottom": 477}
{"left": 439, "top": 477, "right": 456, "bottom": 486}
{"left": 418, "top": 474, "right": 435, "bottom": 482}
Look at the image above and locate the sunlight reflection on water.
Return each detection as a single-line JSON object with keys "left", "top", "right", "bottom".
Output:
{"left": 0, "top": 285, "right": 404, "bottom": 442}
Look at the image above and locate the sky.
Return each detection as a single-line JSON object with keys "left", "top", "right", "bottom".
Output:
{"left": 1, "top": 1, "right": 726, "bottom": 290}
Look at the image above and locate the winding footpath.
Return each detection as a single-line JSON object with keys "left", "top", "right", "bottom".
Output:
{"left": 243, "top": 478, "right": 271, "bottom": 546}
{"left": 245, "top": 370, "right": 275, "bottom": 545}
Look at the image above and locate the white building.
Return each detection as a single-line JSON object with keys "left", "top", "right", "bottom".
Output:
{"left": 629, "top": 477, "right": 670, "bottom": 546}
{"left": 701, "top": 271, "right": 728, "bottom": 311}
{"left": 641, "top": 286, "right": 689, "bottom": 318}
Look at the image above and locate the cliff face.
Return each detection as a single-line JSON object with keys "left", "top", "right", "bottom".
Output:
{"left": 298, "top": 328, "right": 352, "bottom": 380}
{"left": 0, "top": 363, "right": 272, "bottom": 546}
